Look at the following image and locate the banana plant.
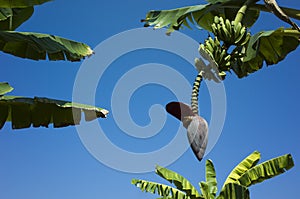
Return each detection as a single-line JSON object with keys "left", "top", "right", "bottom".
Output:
{"left": 132, "top": 151, "right": 294, "bottom": 199}
{"left": 0, "top": 1, "right": 108, "bottom": 130}
{"left": 143, "top": 0, "right": 299, "bottom": 159}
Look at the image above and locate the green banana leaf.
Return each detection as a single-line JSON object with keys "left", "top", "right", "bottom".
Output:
{"left": 0, "top": 95, "right": 108, "bottom": 129}
{"left": 133, "top": 152, "right": 294, "bottom": 199}
{"left": 205, "top": 160, "right": 217, "bottom": 197}
{"left": 0, "top": 31, "right": 94, "bottom": 61}
{"left": 199, "top": 182, "right": 211, "bottom": 199}
{"left": 0, "top": 82, "right": 13, "bottom": 95}
{"left": 217, "top": 183, "right": 249, "bottom": 199}
{"left": 238, "top": 154, "right": 294, "bottom": 187}
{"left": 0, "top": 7, "right": 33, "bottom": 30}
{"left": 0, "top": 0, "right": 51, "bottom": 8}
{"left": 156, "top": 165, "right": 202, "bottom": 199}
{"left": 131, "top": 179, "right": 190, "bottom": 199}
{"left": 223, "top": 151, "right": 260, "bottom": 186}
{"left": 143, "top": 1, "right": 300, "bottom": 34}
{"left": 234, "top": 28, "right": 300, "bottom": 78}
{"left": 143, "top": 2, "right": 259, "bottom": 34}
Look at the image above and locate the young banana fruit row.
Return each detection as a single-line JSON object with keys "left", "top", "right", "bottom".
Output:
{"left": 211, "top": 16, "right": 250, "bottom": 46}
{"left": 199, "top": 37, "right": 231, "bottom": 72}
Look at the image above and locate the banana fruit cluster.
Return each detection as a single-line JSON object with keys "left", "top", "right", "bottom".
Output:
{"left": 211, "top": 16, "right": 250, "bottom": 46}
{"left": 199, "top": 37, "right": 231, "bottom": 72}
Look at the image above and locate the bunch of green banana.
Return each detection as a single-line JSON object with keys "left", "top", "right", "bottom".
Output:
{"left": 199, "top": 37, "right": 231, "bottom": 72}
{"left": 211, "top": 16, "right": 250, "bottom": 46}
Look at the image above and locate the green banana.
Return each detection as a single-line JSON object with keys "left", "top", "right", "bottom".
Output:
{"left": 234, "top": 26, "right": 247, "bottom": 45}
{"left": 219, "top": 16, "right": 224, "bottom": 25}
{"left": 208, "top": 37, "right": 215, "bottom": 46}
{"left": 218, "top": 50, "right": 231, "bottom": 70}
{"left": 214, "top": 37, "right": 220, "bottom": 47}
{"left": 211, "top": 16, "right": 250, "bottom": 47}
{"left": 211, "top": 23, "right": 218, "bottom": 36}
{"left": 214, "top": 15, "right": 220, "bottom": 24}
{"left": 218, "top": 48, "right": 225, "bottom": 64}
{"left": 205, "top": 39, "right": 214, "bottom": 53}
{"left": 217, "top": 23, "right": 225, "bottom": 40}
{"left": 233, "top": 21, "right": 242, "bottom": 42}
{"left": 225, "top": 19, "right": 233, "bottom": 40}
{"left": 221, "top": 23, "right": 231, "bottom": 40}
{"left": 239, "top": 33, "right": 250, "bottom": 46}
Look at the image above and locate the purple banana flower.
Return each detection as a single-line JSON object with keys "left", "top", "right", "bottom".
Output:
{"left": 166, "top": 101, "right": 208, "bottom": 161}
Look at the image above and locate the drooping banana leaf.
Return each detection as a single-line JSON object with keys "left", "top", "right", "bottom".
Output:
{"left": 0, "top": 7, "right": 34, "bottom": 30}
{"left": 143, "top": 1, "right": 260, "bottom": 34}
{"left": 0, "top": 82, "right": 13, "bottom": 95}
{"left": 205, "top": 159, "right": 217, "bottom": 197}
{"left": 234, "top": 28, "right": 300, "bottom": 78}
{"left": 0, "top": 95, "right": 108, "bottom": 129}
{"left": 217, "top": 183, "right": 249, "bottom": 199}
{"left": 156, "top": 165, "right": 202, "bottom": 199}
{"left": 143, "top": 1, "right": 300, "bottom": 34}
{"left": 0, "top": 31, "right": 94, "bottom": 61}
{"left": 131, "top": 179, "right": 190, "bottom": 199}
{"left": 223, "top": 151, "right": 260, "bottom": 186}
{"left": 0, "top": 0, "right": 51, "bottom": 8}
{"left": 238, "top": 154, "right": 294, "bottom": 187}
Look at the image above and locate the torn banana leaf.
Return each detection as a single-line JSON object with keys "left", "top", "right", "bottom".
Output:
{"left": 233, "top": 28, "right": 300, "bottom": 78}
{"left": 0, "top": 96, "right": 108, "bottom": 129}
{"left": 238, "top": 154, "right": 294, "bottom": 187}
{"left": 142, "top": 1, "right": 260, "bottom": 34}
{"left": 143, "top": 0, "right": 300, "bottom": 34}
{"left": 0, "top": 31, "right": 94, "bottom": 61}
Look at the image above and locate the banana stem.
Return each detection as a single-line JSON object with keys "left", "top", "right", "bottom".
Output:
{"left": 234, "top": 0, "right": 257, "bottom": 24}
{"left": 281, "top": 29, "right": 300, "bottom": 37}
{"left": 191, "top": 71, "right": 204, "bottom": 115}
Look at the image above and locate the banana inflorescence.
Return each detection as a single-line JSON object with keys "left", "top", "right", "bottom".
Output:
{"left": 211, "top": 16, "right": 250, "bottom": 46}
{"left": 192, "top": 16, "right": 251, "bottom": 115}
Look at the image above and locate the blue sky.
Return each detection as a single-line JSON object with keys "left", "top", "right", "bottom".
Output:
{"left": 1, "top": 0, "right": 300, "bottom": 198}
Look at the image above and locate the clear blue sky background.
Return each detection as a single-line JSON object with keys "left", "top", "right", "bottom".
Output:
{"left": 1, "top": 0, "right": 300, "bottom": 198}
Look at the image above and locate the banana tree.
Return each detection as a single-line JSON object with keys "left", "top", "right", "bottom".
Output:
{"left": 142, "top": 0, "right": 300, "bottom": 160}
{"left": 0, "top": 1, "right": 108, "bottom": 129}
{"left": 132, "top": 151, "right": 294, "bottom": 199}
